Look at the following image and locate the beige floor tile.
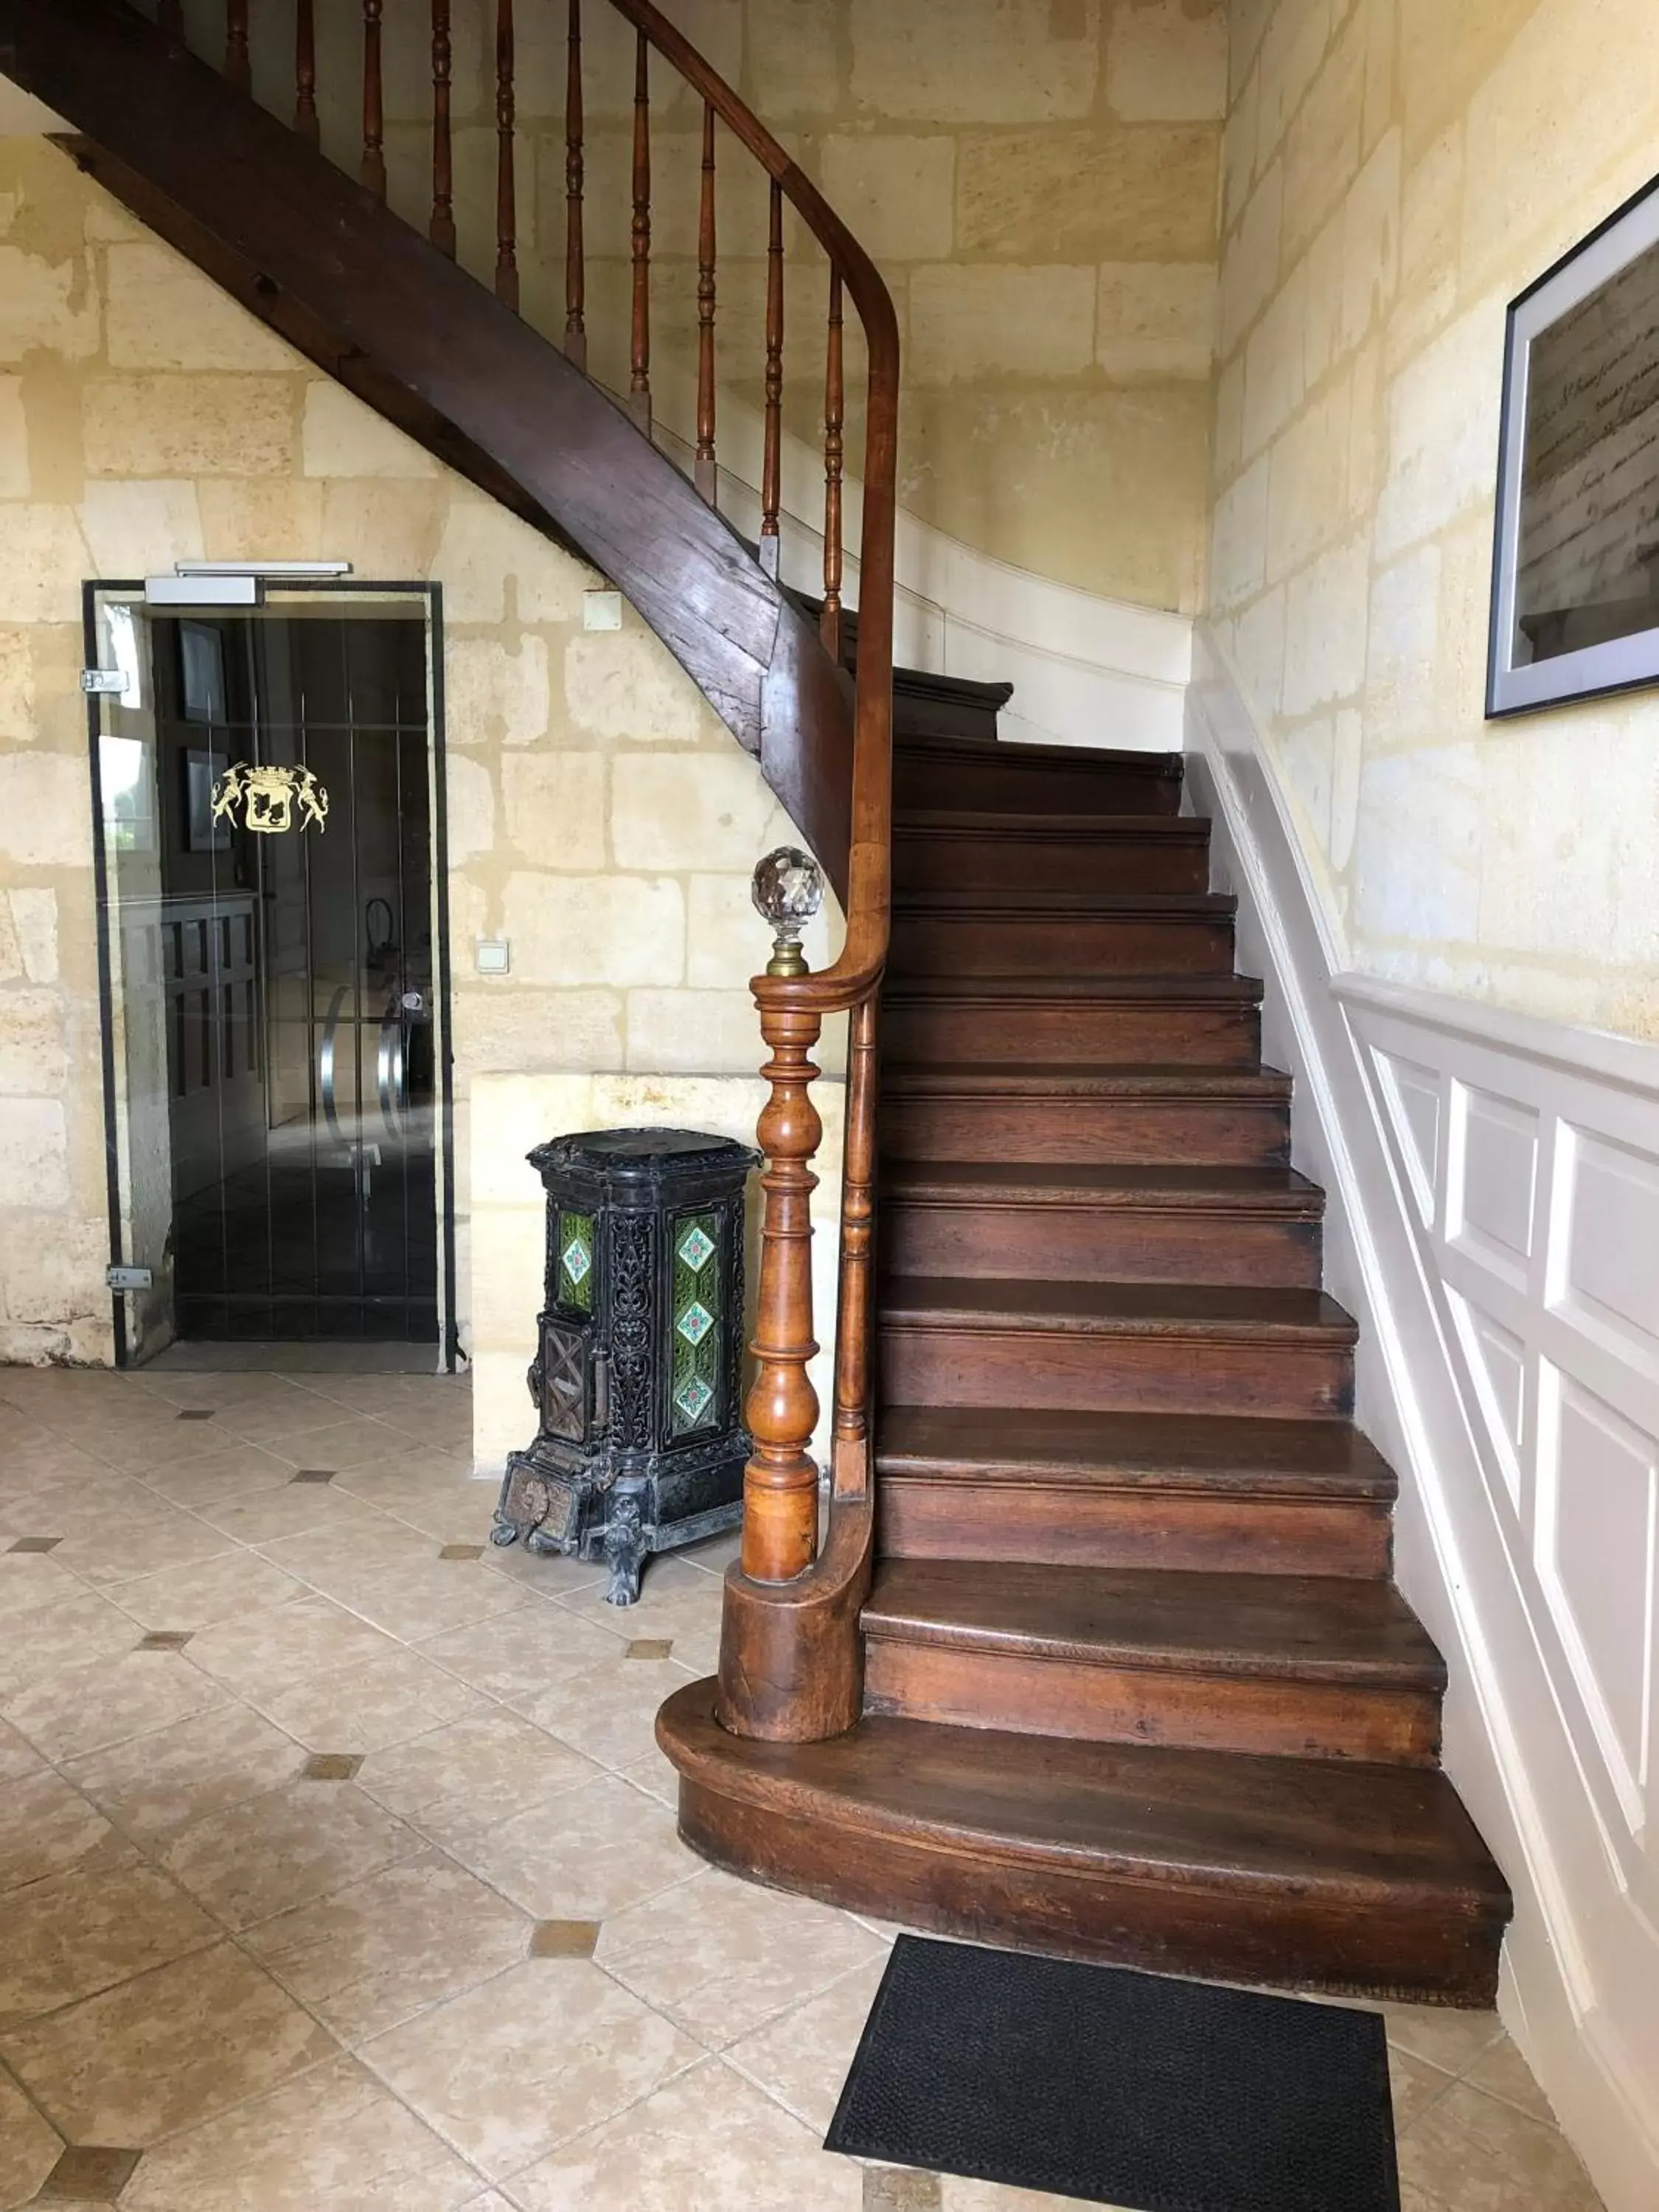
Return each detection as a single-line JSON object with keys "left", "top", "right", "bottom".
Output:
{"left": 299, "top": 1375, "right": 472, "bottom": 1422}
{"left": 1384, "top": 2000, "right": 1504, "bottom": 2076}
{"left": 1397, "top": 2079, "right": 1603, "bottom": 2210}
{"left": 133, "top": 1372, "right": 328, "bottom": 1416}
{"left": 1463, "top": 2029, "right": 1557, "bottom": 2121}
{"left": 269, "top": 1548, "right": 528, "bottom": 1644}
{"left": 0, "top": 1646, "right": 227, "bottom": 1762}
{"left": 0, "top": 1587, "right": 143, "bottom": 1697}
{"left": 518, "top": 1649, "right": 700, "bottom": 1771}
{"left": 597, "top": 1865, "right": 887, "bottom": 2050}
{"left": 251, "top": 1645, "right": 490, "bottom": 1755}
{"left": 188, "top": 1397, "right": 381, "bottom": 1455}
{"left": 244, "top": 1850, "right": 532, "bottom": 2044}
{"left": 0, "top": 1941, "right": 337, "bottom": 2147}
{"left": 477, "top": 1540, "right": 609, "bottom": 1598}
{"left": 1391, "top": 2045, "right": 1458, "bottom": 2131}
{"left": 557, "top": 1559, "right": 723, "bottom": 1673}
{"left": 48, "top": 1501, "right": 237, "bottom": 1590}
{"left": 0, "top": 2061, "right": 61, "bottom": 2212}
{"left": 160, "top": 1779, "right": 423, "bottom": 1930}
{"left": 443, "top": 1773, "right": 700, "bottom": 1921}
{"left": 220, "top": 1410, "right": 415, "bottom": 1468}
{"left": 0, "top": 1550, "right": 86, "bottom": 1626}
{"left": 105, "top": 1547, "right": 310, "bottom": 1631}
{"left": 939, "top": 2182, "right": 1127, "bottom": 2211}
{"left": 505, "top": 2054, "right": 864, "bottom": 2211}
{"left": 187, "top": 1592, "right": 403, "bottom": 1700}
{"left": 0, "top": 1854, "right": 218, "bottom": 2028}
{"left": 58, "top": 1416, "right": 247, "bottom": 1482}
{"left": 0, "top": 1770, "right": 128, "bottom": 1896}
{"left": 63, "top": 1702, "right": 310, "bottom": 1843}
{"left": 724, "top": 1956, "right": 890, "bottom": 2133}
{"left": 618, "top": 1742, "right": 680, "bottom": 1809}
{"left": 128, "top": 1441, "right": 304, "bottom": 1506}
{"left": 355, "top": 1708, "right": 599, "bottom": 1834}
{"left": 0, "top": 1718, "right": 44, "bottom": 1784}
{"left": 361, "top": 1957, "right": 701, "bottom": 2180}
{"left": 119, "top": 2051, "right": 481, "bottom": 2211}
{"left": 417, "top": 1602, "right": 622, "bottom": 1703}
{"left": 189, "top": 1478, "right": 383, "bottom": 1547}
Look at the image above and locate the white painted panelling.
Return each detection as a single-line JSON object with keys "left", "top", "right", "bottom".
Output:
{"left": 1186, "top": 623, "right": 1659, "bottom": 2212}
{"left": 1537, "top": 1367, "right": 1658, "bottom": 1812}
{"left": 1450, "top": 1082, "right": 1540, "bottom": 1283}
{"left": 1561, "top": 1128, "right": 1659, "bottom": 1364}
{"left": 1377, "top": 1050, "right": 1441, "bottom": 1222}
{"left": 1451, "top": 1290, "right": 1527, "bottom": 1498}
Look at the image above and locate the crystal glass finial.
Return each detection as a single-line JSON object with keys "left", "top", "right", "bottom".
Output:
{"left": 751, "top": 846, "right": 824, "bottom": 977}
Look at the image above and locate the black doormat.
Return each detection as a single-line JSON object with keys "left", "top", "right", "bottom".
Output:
{"left": 824, "top": 1936, "right": 1399, "bottom": 2212}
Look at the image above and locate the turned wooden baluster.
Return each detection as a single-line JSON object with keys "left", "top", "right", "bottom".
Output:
{"left": 563, "top": 0, "right": 585, "bottom": 366}
{"left": 224, "top": 0, "right": 251, "bottom": 91}
{"left": 294, "top": 0, "right": 319, "bottom": 143}
{"left": 361, "top": 0, "right": 386, "bottom": 201}
{"left": 431, "top": 0, "right": 456, "bottom": 256}
{"left": 821, "top": 269, "right": 845, "bottom": 659}
{"left": 694, "top": 103, "right": 717, "bottom": 503}
{"left": 495, "top": 0, "right": 519, "bottom": 310}
{"left": 157, "top": 0, "right": 184, "bottom": 39}
{"left": 629, "top": 30, "right": 652, "bottom": 434}
{"left": 759, "top": 180, "right": 784, "bottom": 577}
{"left": 831, "top": 991, "right": 877, "bottom": 1491}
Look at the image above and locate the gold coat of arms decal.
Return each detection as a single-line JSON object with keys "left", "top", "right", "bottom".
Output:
{"left": 210, "top": 762, "right": 330, "bottom": 835}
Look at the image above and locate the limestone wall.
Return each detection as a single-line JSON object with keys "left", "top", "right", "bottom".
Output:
{"left": 0, "top": 137, "right": 834, "bottom": 1400}
{"left": 1208, "top": 0, "right": 1659, "bottom": 1040}
{"left": 201, "top": 0, "right": 1225, "bottom": 613}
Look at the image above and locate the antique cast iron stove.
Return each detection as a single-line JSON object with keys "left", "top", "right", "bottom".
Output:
{"left": 491, "top": 1128, "right": 758, "bottom": 1603}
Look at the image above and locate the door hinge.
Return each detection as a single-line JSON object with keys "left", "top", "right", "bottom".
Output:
{"left": 81, "top": 669, "right": 129, "bottom": 696}
{"left": 105, "top": 1265, "right": 153, "bottom": 1292}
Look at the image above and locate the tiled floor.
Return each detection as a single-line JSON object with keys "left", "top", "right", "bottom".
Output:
{"left": 0, "top": 1363, "right": 1605, "bottom": 2211}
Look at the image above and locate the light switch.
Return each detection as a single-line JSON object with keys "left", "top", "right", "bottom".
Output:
{"left": 582, "top": 589, "right": 623, "bottom": 631}
{"left": 475, "top": 938, "right": 510, "bottom": 975}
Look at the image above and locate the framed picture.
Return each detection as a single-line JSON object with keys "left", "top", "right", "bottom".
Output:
{"left": 1489, "top": 170, "right": 1659, "bottom": 716}
{"left": 184, "top": 748, "right": 231, "bottom": 853}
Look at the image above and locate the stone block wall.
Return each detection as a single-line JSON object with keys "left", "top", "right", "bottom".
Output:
{"left": 1209, "top": 0, "right": 1659, "bottom": 1040}
{"left": 0, "top": 136, "right": 833, "bottom": 1388}
{"left": 206, "top": 0, "right": 1226, "bottom": 613}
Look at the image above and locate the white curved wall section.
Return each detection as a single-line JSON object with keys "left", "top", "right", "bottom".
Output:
{"left": 1184, "top": 625, "right": 1659, "bottom": 2212}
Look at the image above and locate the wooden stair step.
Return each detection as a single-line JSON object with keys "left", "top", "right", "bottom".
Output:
{"left": 660, "top": 1684, "right": 1511, "bottom": 2004}
{"left": 880, "top": 1163, "right": 1325, "bottom": 1287}
{"left": 883, "top": 974, "right": 1264, "bottom": 1069}
{"left": 889, "top": 890, "right": 1237, "bottom": 976}
{"left": 861, "top": 1559, "right": 1444, "bottom": 1764}
{"left": 879, "top": 1064, "right": 1293, "bottom": 1168}
{"left": 894, "top": 734, "right": 1183, "bottom": 818}
{"left": 877, "top": 1278, "right": 1356, "bottom": 1420}
{"left": 893, "top": 811, "right": 1213, "bottom": 894}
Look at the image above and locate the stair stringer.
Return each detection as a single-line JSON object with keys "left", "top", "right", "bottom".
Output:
{"left": 1, "top": 0, "right": 855, "bottom": 895}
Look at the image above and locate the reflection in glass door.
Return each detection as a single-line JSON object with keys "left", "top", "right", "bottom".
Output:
{"left": 88, "top": 589, "right": 452, "bottom": 1356}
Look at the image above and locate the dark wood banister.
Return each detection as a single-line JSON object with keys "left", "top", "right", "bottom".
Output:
{"left": 598, "top": 1, "right": 899, "bottom": 1743}
{"left": 4, "top": 0, "right": 897, "bottom": 1747}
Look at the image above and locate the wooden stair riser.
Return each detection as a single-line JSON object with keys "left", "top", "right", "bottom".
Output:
{"left": 678, "top": 1781, "right": 1505, "bottom": 2006}
{"left": 880, "top": 1200, "right": 1323, "bottom": 1289}
{"left": 883, "top": 1001, "right": 1262, "bottom": 1068}
{"left": 877, "top": 1093, "right": 1293, "bottom": 1168}
{"left": 877, "top": 1478, "right": 1393, "bottom": 1579}
{"left": 879, "top": 1325, "right": 1354, "bottom": 1420}
{"left": 862, "top": 1641, "right": 1441, "bottom": 1765}
{"left": 888, "top": 914, "right": 1234, "bottom": 976}
{"left": 894, "top": 758, "right": 1182, "bottom": 817}
{"left": 893, "top": 831, "right": 1211, "bottom": 896}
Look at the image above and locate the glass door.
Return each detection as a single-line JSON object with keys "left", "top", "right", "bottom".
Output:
{"left": 88, "top": 587, "right": 451, "bottom": 1357}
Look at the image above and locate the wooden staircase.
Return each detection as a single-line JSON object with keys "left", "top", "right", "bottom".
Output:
{"left": 659, "top": 696, "right": 1511, "bottom": 2006}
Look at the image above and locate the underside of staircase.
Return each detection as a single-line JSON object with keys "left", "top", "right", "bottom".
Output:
{"left": 658, "top": 694, "right": 1512, "bottom": 2008}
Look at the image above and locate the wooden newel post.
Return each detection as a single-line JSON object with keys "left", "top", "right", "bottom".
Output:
{"left": 744, "top": 847, "right": 827, "bottom": 1582}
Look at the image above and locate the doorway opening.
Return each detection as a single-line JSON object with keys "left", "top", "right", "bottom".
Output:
{"left": 86, "top": 584, "right": 456, "bottom": 1369}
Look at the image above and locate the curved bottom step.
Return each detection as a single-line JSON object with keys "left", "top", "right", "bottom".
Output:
{"left": 658, "top": 1681, "right": 1509, "bottom": 2007}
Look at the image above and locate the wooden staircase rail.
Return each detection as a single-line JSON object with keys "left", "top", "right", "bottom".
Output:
{"left": 4, "top": 0, "right": 900, "bottom": 1747}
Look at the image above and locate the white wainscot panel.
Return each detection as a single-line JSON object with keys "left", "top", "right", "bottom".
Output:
{"left": 1377, "top": 1049, "right": 1441, "bottom": 1222}
{"left": 1557, "top": 1127, "right": 1659, "bottom": 1371}
{"left": 1450, "top": 1082, "right": 1540, "bottom": 1285}
{"left": 1537, "top": 1364, "right": 1658, "bottom": 1826}
{"left": 1450, "top": 1288, "right": 1527, "bottom": 1502}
